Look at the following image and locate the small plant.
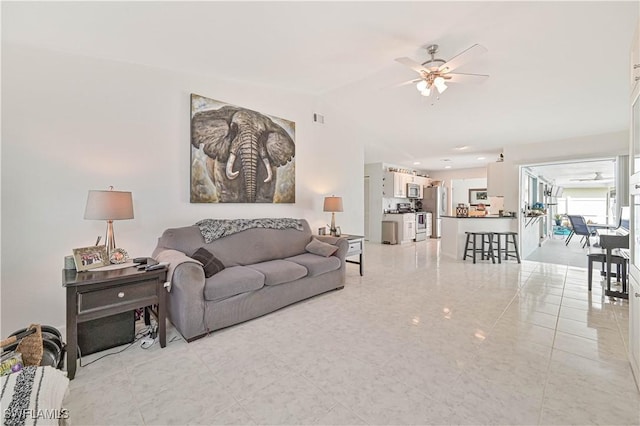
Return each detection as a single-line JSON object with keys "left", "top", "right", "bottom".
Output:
{"left": 554, "top": 214, "right": 563, "bottom": 225}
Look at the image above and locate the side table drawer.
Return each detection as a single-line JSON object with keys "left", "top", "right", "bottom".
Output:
{"left": 78, "top": 279, "right": 157, "bottom": 314}
{"left": 347, "top": 241, "right": 362, "bottom": 255}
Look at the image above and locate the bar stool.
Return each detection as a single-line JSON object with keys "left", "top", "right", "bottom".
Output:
{"left": 463, "top": 232, "right": 495, "bottom": 264}
{"left": 587, "top": 250, "right": 627, "bottom": 292}
{"left": 493, "top": 232, "right": 521, "bottom": 263}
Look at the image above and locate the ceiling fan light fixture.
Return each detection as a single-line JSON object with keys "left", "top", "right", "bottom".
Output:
{"left": 416, "top": 80, "right": 428, "bottom": 92}
{"left": 434, "top": 76, "right": 447, "bottom": 93}
{"left": 421, "top": 86, "right": 431, "bottom": 97}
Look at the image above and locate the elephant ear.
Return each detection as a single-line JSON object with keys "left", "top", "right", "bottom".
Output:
{"left": 191, "top": 106, "right": 241, "bottom": 161}
{"left": 264, "top": 122, "right": 295, "bottom": 167}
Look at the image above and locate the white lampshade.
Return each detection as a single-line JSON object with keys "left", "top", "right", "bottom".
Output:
{"left": 434, "top": 76, "right": 448, "bottom": 94}
{"left": 421, "top": 86, "right": 431, "bottom": 97}
{"left": 323, "top": 196, "right": 343, "bottom": 213}
{"left": 416, "top": 80, "right": 428, "bottom": 92}
{"left": 84, "top": 190, "right": 134, "bottom": 220}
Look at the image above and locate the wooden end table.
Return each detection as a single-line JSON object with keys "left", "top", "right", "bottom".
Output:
{"left": 62, "top": 265, "right": 167, "bottom": 379}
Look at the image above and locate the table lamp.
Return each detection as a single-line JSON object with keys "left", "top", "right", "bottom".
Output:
{"left": 323, "top": 196, "right": 343, "bottom": 236}
{"left": 84, "top": 186, "right": 134, "bottom": 254}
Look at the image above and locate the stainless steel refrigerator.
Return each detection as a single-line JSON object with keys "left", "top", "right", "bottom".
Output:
{"left": 422, "top": 186, "right": 447, "bottom": 238}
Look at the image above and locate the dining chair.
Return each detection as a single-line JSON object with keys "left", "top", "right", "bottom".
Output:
{"left": 566, "top": 215, "right": 596, "bottom": 248}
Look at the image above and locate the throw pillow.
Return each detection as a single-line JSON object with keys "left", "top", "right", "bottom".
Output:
{"left": 306, "top": 238, "right": 338, "bottom": 257}
{"left": 191, "top": 247, "right": 225, "bottom": 278}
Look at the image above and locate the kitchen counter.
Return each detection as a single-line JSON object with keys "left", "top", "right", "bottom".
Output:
{"left": 441, "top": 216, "right": 518, "bottom": 259}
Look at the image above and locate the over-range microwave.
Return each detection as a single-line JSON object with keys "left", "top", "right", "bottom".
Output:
{"left": 407, "top": 183, "right": 421, "bottom": 198}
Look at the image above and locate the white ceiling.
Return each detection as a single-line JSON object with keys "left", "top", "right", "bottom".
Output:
{"left": 527, "top": 159, "right": 616, "bottom": 188}
{"left": 3, "top": 1, "right": 638, "bottom": 175}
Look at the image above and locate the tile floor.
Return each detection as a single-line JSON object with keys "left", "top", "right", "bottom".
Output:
{"left": 63, "top": 240, "right": 640, "bottom": 425}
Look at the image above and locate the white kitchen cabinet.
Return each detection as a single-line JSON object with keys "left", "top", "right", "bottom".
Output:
{"left": 383, "top": 172, "right": 407, "bottom": 198}
{"left": 425, "top": 213, "right": 432, "bottom": 237}
{"left": 631, "top": 23, "right": 640, "bottom": 92}
{"left": 382, "top": 213, "right": 415, "bottom": 243}
{"left": 629, "top": 19, "right": 640, "bottom": 392}
{"left": 630, "top": 275, "right": 640, "bottom": 390}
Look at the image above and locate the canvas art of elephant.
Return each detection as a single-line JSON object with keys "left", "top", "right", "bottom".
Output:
{"left": 190, "top": 94, "right": 295, "bottom": 203}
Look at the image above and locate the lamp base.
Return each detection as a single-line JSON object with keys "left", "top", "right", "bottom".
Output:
{"left": 104, "top": 220, "right": 116, "bottom": 255}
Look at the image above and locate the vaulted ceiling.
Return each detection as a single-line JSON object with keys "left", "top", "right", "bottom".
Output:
{"left": 3, "top": 1, "right": 638, "bottom": 173}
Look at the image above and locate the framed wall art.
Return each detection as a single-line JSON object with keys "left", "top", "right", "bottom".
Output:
{"left": 72, "top": 245, "right": 108, "bottom": 272}
{"left": 469, "top": 188, "right": 489, "bottom": 206}
{"left": 190, "top": 94, "right": 296, "bottom": 204}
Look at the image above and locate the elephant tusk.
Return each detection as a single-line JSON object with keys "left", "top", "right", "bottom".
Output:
{"left": 226, "top": 153, "right": 239, "bottom": 180}
{"left": 262, "top": 157, "right": 273, "bottom": 183}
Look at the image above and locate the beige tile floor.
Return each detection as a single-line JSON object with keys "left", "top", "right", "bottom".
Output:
{"left": 64, "top": 240, "right": 640, "bottom": 425}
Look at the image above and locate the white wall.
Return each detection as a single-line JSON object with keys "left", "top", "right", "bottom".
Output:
{"left": 427, "top": 167, "right": 487, "bottom": 215}
{"left": 451, "top": 178, "right": 488, "bottom": 210}
{"left": 503, "top": 131, "right": 628, "bottom": 213}
{"left": 1, "top": 44, "right": 364, "bottom": 336}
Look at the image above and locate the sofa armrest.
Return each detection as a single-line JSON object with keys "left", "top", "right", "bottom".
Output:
{"left": 315, "top": 235, "right": 349, "bottom": 261}
{"left": 154, "top": 249, "right": 208, "bottom": 341}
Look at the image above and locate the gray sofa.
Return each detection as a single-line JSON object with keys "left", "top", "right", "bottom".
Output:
{"left": 151, "top": 219, "right": 347, "bottom": 341}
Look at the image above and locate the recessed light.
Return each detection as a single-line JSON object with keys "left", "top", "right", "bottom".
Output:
{"left": 413, "top": 161, "right": 421, "bottom": 165}
{"left": 477, "top": 157, "right": 486, "bottom": 160}
{"left": 454, "top": 146, "right": 469, "bottom": 151}
{"left": 444, "top": 165, "right": 452, "bottom": 169}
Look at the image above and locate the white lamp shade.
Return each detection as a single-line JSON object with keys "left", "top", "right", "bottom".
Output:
{"left": 416, "top": 80, "right": 428, "bottom": 92}
{"left": 84, "top": 190, "right": 134, "bottom": 220}
{"left": 323, "top": 196, "right": 343, "bottom": 212}
{"left": 434, "top": 77, "right": 448, "bottom": 94}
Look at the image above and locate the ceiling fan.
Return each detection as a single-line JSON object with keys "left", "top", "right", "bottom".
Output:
{"left": 570, "top": 172, "right": 613, "bottom": 182}
{"left": 395, "top": 44, "right": 489, "bottom": 97}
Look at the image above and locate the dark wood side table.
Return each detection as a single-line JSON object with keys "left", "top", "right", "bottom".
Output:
{"left": 342, "top": 234, "right": 364, "bottom": 276}
{"left": 62, "top": 266, "right": 167, "bottom": 379}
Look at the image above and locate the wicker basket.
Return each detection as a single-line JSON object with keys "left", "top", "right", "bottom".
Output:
{"left": 1, "top": 324, "right": 43, "bottom": 367}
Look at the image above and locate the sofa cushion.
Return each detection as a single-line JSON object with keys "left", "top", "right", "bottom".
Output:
{"left": 203, "top": 266, "right": 265, "bottom": 301}
{"left": 247, "top": 260, "right": 308, "bottom": 286}
{"left": 286, "top": 253, "right": 341, "bottom": 277}
{"left": 191, "top": 247, "right": 225, "bottom": 278}
{"left": 305, "top": 238, "right": 338, "bottom": 257}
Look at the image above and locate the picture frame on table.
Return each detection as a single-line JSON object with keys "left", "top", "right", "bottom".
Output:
{"left": 469, "top": 188, "right": 490, "bottom": 206}
{"left": 72, "top": 245, "right": 108, "bottom": 272}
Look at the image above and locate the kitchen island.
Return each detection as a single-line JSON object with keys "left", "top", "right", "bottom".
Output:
{"left": 441, "top": 215, "right": 518, "bottom": 259}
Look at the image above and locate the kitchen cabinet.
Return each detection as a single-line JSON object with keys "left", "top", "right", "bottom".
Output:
{"left": 383, "top": 172, "right": 429, "bottom": 199}
{"left": 382, "top": 213, "right": 415, "bottom": 243}
{"left": 629, "top": 19, "right": 640, "bottom": 391}
{"left": 631, "top": 23, "right": 640, "bottom": 92}
{"left": 383, "top": 172, "right": 406, "bottom": 198}
{"left": 630, "top": 276, "right": 640, "bottom": 390}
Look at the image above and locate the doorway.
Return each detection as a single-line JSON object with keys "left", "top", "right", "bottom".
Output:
{"left": 521, "top": 158, "right": 619, "bottom": 267}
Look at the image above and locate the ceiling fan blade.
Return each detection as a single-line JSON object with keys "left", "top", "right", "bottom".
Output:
{"left": 395, "top": 78, "right": 422, "bottom": 88}
{"left": 445, "top": 72, "right": 490, "bottom": 84}
{"left": 438, "top": 44, "right": 488, "bottom": 73}
{"left": 395, "top": 57, "right": 428, "bottom": 74}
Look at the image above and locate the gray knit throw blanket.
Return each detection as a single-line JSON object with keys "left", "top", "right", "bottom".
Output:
{"left": 196, "top": 218, "right": 304, "bottom": 243}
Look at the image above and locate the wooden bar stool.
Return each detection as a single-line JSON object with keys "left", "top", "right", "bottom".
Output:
{"left": 463, "top": 232, "right": 496, "bottom": 264}
{"left": 493, "top": 232, "right": 521, "bottom": 263}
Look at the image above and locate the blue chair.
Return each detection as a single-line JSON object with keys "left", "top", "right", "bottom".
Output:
{"left": 566, "top": 215, "right": 596, "bottom": 248}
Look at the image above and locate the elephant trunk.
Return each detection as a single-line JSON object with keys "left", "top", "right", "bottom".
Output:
{"left": 237, "top": 129, "right": 259, "bottom": 202}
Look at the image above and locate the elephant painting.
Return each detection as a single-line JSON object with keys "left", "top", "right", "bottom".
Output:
{"left": 190, "top": 94, "right": 295, "bottom": 203}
